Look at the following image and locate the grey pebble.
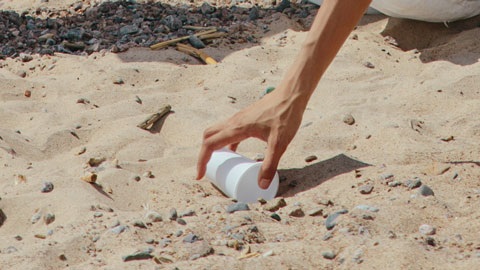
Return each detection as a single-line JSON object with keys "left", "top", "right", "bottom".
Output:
{"left": 113, "top": 77, "right": 124, "bottom": 85}
{"left": 119, "top": 25, "right": 139, "bottom": 36}
{"left": 31, "top": 212, "right": 42, "bottom": 224}
{"left": 109, "top": 220, "right": 120, "bottom": 228}
{"left": 322, "top": 250, "right": 336, "bottom": 260}
{"left": 322, "top": 232, "right": 333, "bottom": 241}
{"left": 41, "top": 181, "right": 54, "bottom": 193}
{"left": 270, "top": 213, "right": 281, "bottom": 221}
{"left": 14, "top": 235, "right": 22, "bottom": 241}
{"left": 307, "top": 208, "right": 323, "bottom": 217}
{"left": 226, "top": 202, "right": 250, "bottom": 213}
{"left": 44, "top": 213, "right": 55, "bottom": 225}
{"left": 111, "top": 225, "right": 128, "bottom": 234}
{"left": 419, "top": 185, "right": 435, "bottom": 196}
{"left": 93, "top": 212, "right": 103, "bottom": 218}
{"left": 419, "top": 224, "right": 436, "bottom": 235}
{"left": 183, "top": 233, "right": 199, "bottom": 243}
{"left": 325, "top": 209, "right": 348, "bottom": 230}
{"left": 145, "top": 238, "right": 155, "bottom": 244}
{"left": 177, "top": 218, "right": 187, "bottom": 225}
{"left": 179, "top": 210, "right": 196, "bottom": 218}
{"left": 388, "top": 180, "right": 402, "bottom": 187}
{"left": 363, "top": 61, "right": 375, "bottom": 68}
{"left": 175, "top": 230, "right": 183, "bottom": 237}
{"left": 121, "top": 248, "right": 154, "bottom": 262}
{"left": 160, "top": 238, "right": 172, "bottom": 247}
{"left": 188, "top": 35, "right": 206, "bottom": 49}
{"left": 404, "top": 178, "right": 422, "bottom": 189}
{"left": 359, "top": 184, "right": 373, "bottom": 195}
{"left": 355, "top": 205, "right": 379, "bottom": 212}
{"left": 168, "top": 208, "right": 178, "bottom": 220}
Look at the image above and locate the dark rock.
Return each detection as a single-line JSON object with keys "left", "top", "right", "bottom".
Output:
{"left": 359, "top": 184, "right": 373, "bottom": 195}
{"left": 163, "top": 15, "right": 182, "bottom": 31}
{"left": 119, "top": 25, "right": 139, "bottom": 36}
{"left": 404, "top": 178, "right": 422, "bottom": 189}
{"left": 288, "top": 207, "right": 305, "bottom": 217}
{"left": 122, "top": 248, "right": 154, "bottom": 262}
{"left": 270, "top": 213, "right": 281, "bottom": 221}
{"left": 263, "top": 198, "right": 287, "bottom": 212}
{"left": 343, "top": 114, "right": 355, "bottom": 125}
{"left": 276, "top": 0, "right": 291, "bottom": 12}
{"left": 133, "top": 220, "right": 147, "bottom": 229}
{"left": 177, "top": 218, "right": 187, "bottom": 225}
{"left": 200, "top": 3, "right": 215, "bottom": 15}
{"left": 419, "top": 185, "right": 434, "bottom": 196}
{"left": 188, "top": 35, "right": 205, "bottom": 49}
{"left": 44, "top": 213, "right": 55, "bottom": 225}
{"left": 249, "top": 6, "right": 260, "bottom": 21}
{"left": 41, "top": 181, "right": 54, "bottom": 193}
{"left": 0, "top": 209, "right": 6, "bottom": 227}
{"left": 168, "top": 208, "right": 178, "bottom": 220}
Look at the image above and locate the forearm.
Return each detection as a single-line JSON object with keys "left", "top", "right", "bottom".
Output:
{"left": 280, "top": 0, "right": 372, "bottom": 105}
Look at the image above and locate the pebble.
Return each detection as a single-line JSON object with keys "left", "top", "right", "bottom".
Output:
{"left": 404, "top": 178, "right": 422, "bottom": 189}
{"left": 4, "top": 246, "right": 18, "bottom": 254}
{"left": 358, "top": 184, "right": 374, "bottom": 195}
{"left": 262, "top": 250, "right": 274, "bottom": 257}
{"left": 19, "top": 53, "right": 33, "bottom": 62}
{"left": 16, "top": 70, "right": 27, "bottom": 78}
{"left": 122, "top": 248, "right": 154, "bottom": 262}
{"left": 322, "top": 250, "right": 336, "bottom": 260}
{"left": 168, "top": 208, "right": 178, "bottom": 221}
{"left": 419, "top": 224, "right": 436, "bottom": 235}
{"left": 425, "top": 236, "right": 436, "bottom": 246}
{"left": 41, "top": 181, "right": 54, "bottom": 193}
{"left": 343, "top": 114, "right": 355, "bottom": 125}
{"left": 419, "top": 185, "right": 435, "bottom": 196}
{"left": 388, "top": 181, "right": 402, "bottom": 187}
{"left": 307, "top": 208, "right": 323, "bottom": 217}
{"left": 188, "top": 35, "right": 205, "bottom": 49}
{"left": 93, "top": 212, "right": 103, "bottom": 218}
{"left": 187, "top": 240, "right": 213, "bottom": 260}
{"left": 133, "top": 220, "right": 147, "bottom": 229}
{"left": 363, "top": 61, "right": 375, "bottom": 68}
{"left": 288, "top": 207, "right": 305, "bottom": 217}
{"left": 111, "top": 225, "right": 128, "bottom": 234}
{"left": 270, "top": 213, "right": 281, "bottom": 221}
{"left": 355, "top": 205, "right": 379, "bottom": 212}
{"left": 183, "top": 233, "right": 199, "bottom": 243}
{"left": 145, "top": 211, "right": 162, "bottom": 222}
{"left": 113, "top": 78, "right": 124, "bottom": 85}
{"left": 143, "top": 171, "right": 154, "bottom": 178}
{"left": 44, "top": 213, "right": 55, "bottom": 225}
{"left": 58, "top": 254, "right": 67, "bottom": 261}
{"left": 0, "top": 209, "right": 6, "bottom": 226}
{"left": 179, "top": 210, "right": 195, "bottom": 218}
{"left": 177, "top": 218, "right": 187, "bottom": 225}
{"left": 145, "top": 238, "right": 155, "bottom": 244}
{"left": 14, "top": 235, "right": 22, "bottom": 241}
{"left": 305, "top": 155, "right": 318, "bottom": 162}
{"left": 263, "top": 198, "right": 287, "bottom": 212}
{"left": 352, "top": 249, "right": 364, "bottom": 264}
{"left": 325, "top": 209, "right": 348, "bottom": 230}
{"left": 322, "top": 232, "right": 333, "bottom": 241}
{"left": 226, "top": 202, "right": 250, "bottom": 213}
{"left": 175, "top": 230, "right": 183, "bottom": 237}
{"left": 31, "top": 212, "right": 42, "bottom": 224}
{"left": 160, "top": 238, "right": 172, "bottom": 247}
{"left": 24, "top": 90, "right": 31, "bottom": 97}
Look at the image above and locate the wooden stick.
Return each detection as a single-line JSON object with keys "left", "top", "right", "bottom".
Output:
{"left": 137, "top": 105, "right": 172, "bottom": 130}
{"left": 198, "top": 32, "right": 228, "bottom": 40}
{"left": 150, "top": 29, "right": 217, "bottom": 50}
{"left": 183, "top": 25, "right": 216, "bottom": 31}
{"left": 176, "top": 44, "right": 218, "bottom": 65}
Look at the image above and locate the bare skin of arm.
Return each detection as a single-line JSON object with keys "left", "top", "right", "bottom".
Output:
{"left": 197, "top": 0, "right": 372, "bottom": 189}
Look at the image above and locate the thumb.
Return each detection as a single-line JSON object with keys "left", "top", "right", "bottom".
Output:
{"left": 258, "top": 142, "right": 284, "bottom": 190}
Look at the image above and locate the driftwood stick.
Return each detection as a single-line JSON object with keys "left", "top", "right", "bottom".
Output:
{"left": 176, "top": 44, "right": 218, "bottom": 65}
{"left": 183, "top": 25, "right": 216, "bottom": 31}
{"left": 137, "top": 105, "right": 172, "bottom": 130}
{"left": 197, "top": 32, "right": 227, "bottom": 40}
{"left": 150, "top": 29, "right": 217, "bottom": 50}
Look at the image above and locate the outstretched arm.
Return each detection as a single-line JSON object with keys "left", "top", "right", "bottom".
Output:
{"left": 197, "top": 0, "right": 372, "bottom": 189}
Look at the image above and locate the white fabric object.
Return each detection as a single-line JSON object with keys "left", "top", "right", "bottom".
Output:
{"left": 371, "top": 0, "right": 480, "bottom": 22}
{"left": 307, "top": 0, "right": 480, "bottom": 22}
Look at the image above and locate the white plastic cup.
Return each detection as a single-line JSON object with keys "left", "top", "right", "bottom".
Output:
{"left": 205, "top": 148, "right": 279, "bottom": 203}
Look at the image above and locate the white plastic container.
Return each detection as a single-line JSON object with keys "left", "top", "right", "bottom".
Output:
{"left": 205, "top": 148, "right": 279, "bottom": 203}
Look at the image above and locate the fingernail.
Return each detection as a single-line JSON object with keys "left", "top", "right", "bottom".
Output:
{"left": 259, "top": 178, "right": 271, "bottom": 189}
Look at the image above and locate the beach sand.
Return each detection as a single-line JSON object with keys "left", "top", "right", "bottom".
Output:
{"left": 1, "top": 1, "right": 479, "bottom": 269}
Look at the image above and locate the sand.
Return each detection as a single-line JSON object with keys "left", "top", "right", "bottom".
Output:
{"left": 1, "top": 1, "right": 480, "bottom": 269}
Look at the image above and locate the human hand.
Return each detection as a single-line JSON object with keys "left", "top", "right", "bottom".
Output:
{"left": 196, "top": 86, "right": 307, "bottom": 189}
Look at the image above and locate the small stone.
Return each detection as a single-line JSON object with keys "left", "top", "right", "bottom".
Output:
{"left": 262, "top": 250, "right": 274, "bottom": 257}
{"left": 352, "top": 249, "right": 364, "bottom": 264}
{"left": 183, "top": 233, "right": 199, "bottom": 243}
{"left": 288, "top": 207, "right": 305, "bottom": 217}
{"left": 58, "top": 254, "right": 67, "bottom": 261}
{"left": 322, "top": 232, "right": 333, "bottom": 241}
{"left": 110, "top": 220, "right": 120, "bottom": 228}
{"left": 419, "top": 224, "right": 436, "bottom": 235}
{"left": 179, "top": 210, "right": 195, "bottom": 218}
{"left": 41, "top": 181, "right": 54, "bottom": 193}
{"left": 419, "top": 185, "right": 435, "bottom": 197}
{"left": 270, "top": 213, "right": 281, "bottom": 221}
{"left": 175, "top": 230, "right": 183, "bottom": 237}
{"left": 31, "top": 213, "right": 42, "bottom": 224}
{"left": 119, "top": 25, "right": 139, "bottom": 36}
{"left": 187, "top": 240, "right": 213, "bottom": 260}
{"left": 145, "top": 238, "right": 155, "bottom": 244}
{"left": 343, "top": 114, "right": 355, "bottom": 125}
{"left": 363, "top": 61, "right": 375, "bottom": 68}
{"left": 322, "top": 250, "right": 336, "bottom": 260}
{"left": 317, "top": 199, "right": 334, "bottom": 206}
{"left": 305, "top": 155, "right": 318, "bottom": 162}
{"left": 169, "top": 208, "right": 178, "bottom": 220}
{"left": 359, "top": 184, "right": 374, "bottom": 195}
{"left": 24, "top": 90, "right": 31, "bottom": 97}
{"left": 307, "top": 208, "right": 323, "bottom": 217}
{"left": 177, "top": 218, "right": 187, "bottom": 225}
{"left": 404, "top": 178, "right": 422, "bottom": 189}
{"left": 200, "top": 2, "right": 215, "bottom": 14}
{"left": 111, "top": 225, "right": 128, "bottom": 234}
{"left": 160, "top": 238, "right": 172, "bottom": 247}
{"left": 93, "top": 212, "right": 103, "bottom": 218}
{"left": 132, "top": 175, "right": 141, "bottom": 182}
{"left": 133, "top": 220, "right": 147, "bottom": 229}
{"left": 143, "top": 171, "right": 154, "bottom": 178}
{"left": 226, "top": 202, "right": 250, "bottom": 213}
{"left": 19, "top": 53, "right": 33, "bottom": 62}
{"left": 122, "top": 248, "right": 154, "bottom": 262}
{"left": 145, "top": 211, "right": 162, "bottom": 222}
{"left": 388, "top": 181, "right": 402, "bottom": 187}
{"left": 113, "top": 78, "right": 124, "bottom": 85}
{"left": 249, "top": 6, "right": 260, "bottom": 20}
{"left": 44, "top": 213, "right": 55, "bottom": 225}
{"left": 425, "top": 236, "right": 436, "bottom": 246}
{"left": 188, "top": 35, "right": 206, "bottom": 49}
{"left": 355, "top": 205, "right": 379, "bottom": 212}
{"left": 263, "top": 198, "right": 287, "bottom": 212}
{"left": 16, "top": 71, "right": 27, "bottom": 78}
{"left": 4, "top": 246, "right": 18, "bottom": 254}
{"left": 325, "top": 209, "right": 348, "bottom": 230}
{"left": 387, "top": 231, "right": 397, "bottom": 239}
{"left": 14, "top": 235, "right": 22, "bottom": 241}
{"left": 275, "top": 0, "right": 291, "bottom": 12}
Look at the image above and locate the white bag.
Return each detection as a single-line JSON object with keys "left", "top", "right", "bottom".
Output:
{"left": 371, "top": 0, "right": 480, "bottom": 22}
{"left": 307, "top": 0, "right": 480, "bottom": 23}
